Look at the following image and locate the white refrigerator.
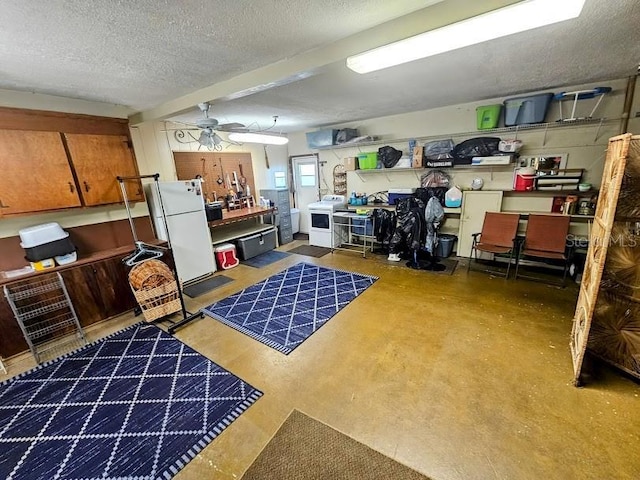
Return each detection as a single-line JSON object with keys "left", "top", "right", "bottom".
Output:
{"left": 145, "top": 180, "right": 216, "bottom": 284}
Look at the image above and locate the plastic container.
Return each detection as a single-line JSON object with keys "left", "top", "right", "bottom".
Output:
{"left": 504, "top": 93, "right": 553, "bottom": 126}
{"left": 444, "top": 186, "right": 462, "bottom": 207}
{"left": 214, "top": 243, "right": 239, "bottom": 270}
{"left": 436, "top": 234, "right": 457, "bottom": 258}
{"left": 19, "top": 223, "right": 67, "bottom": 248}
{"left": 22, "top": 236, "right": 76, "bottom": 262}
{"left": 54, "top": 251, "right": 78, "bottom": 265}
{"left": 476, "top": 104, "right": 502, "bottom": 130}
{"left": 235, "top": 228, "right": 277, "bottom": 260}
{"left": 513, "top": 167, "right": 537, "bottom": 191}
{"left": 357, "top": 152, "right": 378, "bottom": 170}
{"left": 290, "top": 208, "right": 300, "bottom": 234}
{"left": 352, "top": 217, "right": 373, "bottom": 236}
{"left": 388, "top": 188, "right": 416, "bottom": 205}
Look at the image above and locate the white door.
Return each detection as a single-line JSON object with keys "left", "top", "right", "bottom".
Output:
{"left": 166, "top": 210, "right": 216, "bottom": 283}
{"left": 291, "top": 154, "right": 320, "bottom": 233}
{"left": 457, "top": 191, "right": 504, "bottom": 257}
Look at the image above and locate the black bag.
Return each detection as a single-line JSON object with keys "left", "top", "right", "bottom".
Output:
{"left": 451, "top": 137, "right": 501, "bottom": 165}
{"left": 378, "top": 146, "right": 403, "bottom": 168}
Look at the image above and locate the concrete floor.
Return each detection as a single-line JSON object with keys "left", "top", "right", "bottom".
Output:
{"left": 3, "top": 241, "right": 640, "bottom": 479}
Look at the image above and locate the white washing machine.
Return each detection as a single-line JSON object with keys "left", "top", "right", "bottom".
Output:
{"left": 307, "top": 195, "right": 347, "bottom": 248}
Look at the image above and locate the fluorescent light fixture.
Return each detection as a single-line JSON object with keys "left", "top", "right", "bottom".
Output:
{"left": 346, "top": 0, "right": 586, "bottom": 73}
{"left": 228, "top": 132, "right": 289, "bottom": 145}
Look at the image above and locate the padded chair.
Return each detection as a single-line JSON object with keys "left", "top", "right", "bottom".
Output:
{"left": 467, "top": 212, "right": 521, "bottom": 278}
{"left": 515, "top": 214, "right": 572, "bottom": 286}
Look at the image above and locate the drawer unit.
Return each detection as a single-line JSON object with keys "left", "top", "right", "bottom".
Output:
{"left": 260, "top": 188, "right": 293, "bottom": 244}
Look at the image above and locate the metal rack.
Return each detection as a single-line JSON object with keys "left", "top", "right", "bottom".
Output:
{"left": 3, "top": 272, "right": 86, "bottom": 364}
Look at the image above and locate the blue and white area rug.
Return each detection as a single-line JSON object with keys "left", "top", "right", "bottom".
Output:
{"left": 203, "top": 262, "right": 378, "bottom": 354}
{"left": 0, "top": 323, "right": 262, "bottom": 480}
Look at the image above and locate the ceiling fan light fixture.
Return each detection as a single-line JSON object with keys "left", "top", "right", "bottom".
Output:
{"left": 346, "top": 0, "right": 586, "bottom": 74}
{"left": 228, "top": 132, "right": 289, "bottom": 145}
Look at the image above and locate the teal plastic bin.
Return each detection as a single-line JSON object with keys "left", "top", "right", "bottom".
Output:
{"left": 476, "top": 104, "right": 502, "bottom": 130}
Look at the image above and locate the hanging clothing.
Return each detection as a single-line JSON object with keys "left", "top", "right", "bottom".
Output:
{"left": 388, "top": 197, "right": 425, "bottom": 255}
{"left": 424, "top": 197, "right": 445, "bottom": 254}
{"left": 372, "top": 208, "right": 396, "bottom": 251}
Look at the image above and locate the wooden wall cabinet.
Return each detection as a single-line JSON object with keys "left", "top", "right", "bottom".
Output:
{"left": 0, "top": 107, "right": 142, "bottom": 216}
{"left": 64, "top": 134, "right": 144, "bottom": 206}
{"left": 0, "top": 129, "right": 83, "bottom": 214}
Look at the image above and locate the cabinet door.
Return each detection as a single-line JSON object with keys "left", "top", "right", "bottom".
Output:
{"left": 64, "top": 134, "right": 143, "bottom": 206}
{"left": 0, "top": 295, "right": 30, "bottom": 358}
{"left": 93, "top": 257, "right": 137, "bottom": 318}
{"left": 457, "top": 191, "right": 504, "bottom": 257}
{"left": 0, "top": 130, "right": 82, "bottom": 214}
{"left": 61, "top": 257, "right": 137, "bottom": 326}
{"left": 61, "top": 264, "right": 104, "bottom": 327}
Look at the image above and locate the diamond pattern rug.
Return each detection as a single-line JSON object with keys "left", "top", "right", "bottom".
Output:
{"left": 0, "top": 323, "right": 262, "bottom": 480}
{"left": 203, "top": 262, "right": 378, "bottom": 354}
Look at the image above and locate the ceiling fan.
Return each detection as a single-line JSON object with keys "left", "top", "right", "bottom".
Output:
{"left": 168, "top": 102, "right": 247, "bottom": 151}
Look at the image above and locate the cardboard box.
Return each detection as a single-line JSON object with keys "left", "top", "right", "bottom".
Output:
{"left": 412, "top": 145, "right": 424, "bottom": 168}
{"left": 344, "top": 157, "right": 358, "bottom": 171}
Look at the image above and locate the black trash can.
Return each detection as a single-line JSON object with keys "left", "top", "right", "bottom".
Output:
{"left": 436, "top": 234, "right": 457, "bottom": 258}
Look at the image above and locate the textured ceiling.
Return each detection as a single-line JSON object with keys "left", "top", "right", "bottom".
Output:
{"left": 1, "top": 0, "right": 638, "bottom": 132}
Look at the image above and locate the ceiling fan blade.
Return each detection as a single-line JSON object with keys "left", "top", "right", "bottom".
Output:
{"left": 217, "top": 122, "right": 246, "bottom": 132}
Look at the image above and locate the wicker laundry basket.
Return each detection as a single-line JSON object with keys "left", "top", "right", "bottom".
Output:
{"left": 128, "top": 260, "right": 181, "bottom": 322}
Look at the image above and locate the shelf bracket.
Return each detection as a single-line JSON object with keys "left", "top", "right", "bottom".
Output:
{"left": 355, "top": 171, "right": 366, "bottom": 182}
{"left": 542, "top": 123, "right": 549, "bottom": 146}
{"left": 594, "top": 118, "right": 604, "bottom": 142}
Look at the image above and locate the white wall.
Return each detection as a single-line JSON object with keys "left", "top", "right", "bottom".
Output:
{"left": 288, "top": 78, "right": 635, "bottom": 198}
{"left": 130, "top": 122, "right": 290, "bottom": 192}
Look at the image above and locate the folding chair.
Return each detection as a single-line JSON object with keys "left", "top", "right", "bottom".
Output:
{"left": 515, "top": 214, "right": 572, "bottom": 286}
{"left": 467, "top": 212, "right": 521, "bottom": 278}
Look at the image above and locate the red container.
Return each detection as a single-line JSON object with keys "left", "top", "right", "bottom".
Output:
{"left": 513, "top": 169, "right": 537, "bottom": 191}
{"left": 214, "top": 243, "right": 239, "bottom": 270}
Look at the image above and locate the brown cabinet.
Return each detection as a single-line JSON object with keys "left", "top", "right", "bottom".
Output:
{"left": 173, "top": 151, "right": 255, "bottom": 203}
{"left": 64, "top": 134, "right": 144, "bottom": 206}
{"left": 1, "top": 254, "right": 138, "bottom": 358}
{"left": 0, "top": 129, "right": 82, "bottom": 214}
{"left": 61, "top": 256, "right": 137, "bottom": 327}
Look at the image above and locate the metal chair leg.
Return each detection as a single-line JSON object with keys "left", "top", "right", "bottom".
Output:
{"left": 506, "top": 249, "right": 514, "bottom": 279}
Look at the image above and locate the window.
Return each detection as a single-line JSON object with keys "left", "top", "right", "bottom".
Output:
{"left": 274, "top": 171, "right": 286, "bottom": 188}
{"left": 298, "top": 163, "right": 316, "bottom": 187}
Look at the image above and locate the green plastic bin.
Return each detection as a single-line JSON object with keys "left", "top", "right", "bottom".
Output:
{"left": 476, "top": 104, "right": 502, "bottom": 130}
{"left": 357, "top": 152, "right": 378, "bottom": 169}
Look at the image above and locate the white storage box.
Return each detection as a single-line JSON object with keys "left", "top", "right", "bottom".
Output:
{"left": 54, "top": 251, "right": 78, "bottom": 265}
{"left": 19, "top": 223, "right": 75, "bottom": 263}
{"left": 19, "top": 222, "right": 67, "bottom": 247}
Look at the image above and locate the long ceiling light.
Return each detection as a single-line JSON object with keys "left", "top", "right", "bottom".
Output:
{"left": 346, "top": 0, "right": 586, "bottom": 74}
{"left": 228, "top": 132, "right": 289, "bottom": 145}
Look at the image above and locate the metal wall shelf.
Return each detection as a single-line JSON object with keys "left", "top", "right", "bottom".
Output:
{"left": 315, "top": 117, "right": 618, "bottom": 152}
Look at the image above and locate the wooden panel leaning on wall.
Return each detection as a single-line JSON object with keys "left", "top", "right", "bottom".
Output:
{"left": 173, "top": 151, "right": 255, "bottom": 203}
{"left": 0, "top": 106, "right": 142, "bottom": 216}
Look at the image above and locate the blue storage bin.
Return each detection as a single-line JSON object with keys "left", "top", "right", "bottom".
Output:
{"left": 504, "top": 92, "right": 553, "bottom": 126}
{"left": 352, "top": 217, "right": 373, "bottom": 236}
